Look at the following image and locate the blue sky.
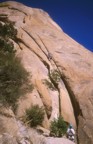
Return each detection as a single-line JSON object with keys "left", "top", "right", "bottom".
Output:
{"left": 1, "top": 0, "right": 93, "bottom": 52}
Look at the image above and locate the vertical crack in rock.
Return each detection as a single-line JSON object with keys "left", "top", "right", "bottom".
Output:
{"left": 60, "top": 75, "right": 83, "bottom": 125}
{"left": 59, "top": 75, "right": 83, "bottom": 144}
{"left": 18, "top": 38, "right": 50, "bottom": 69}
{"left": 22, "top": 28, "right": 48, "bottom": 57}
{"left": 36, "top": 39, "right": 64, "bottom": 117}
{"left": 17, "top": 27, "right": 78, "bottom": 130}
{"left": 36, "top": 89, "right": 51, "bottom": 119}
{"left": 37, "top": 40, "right": 62, "bottom": 117}
{"left": 18, "top": 29, "right": 51, "bottom": 71}
{"left": 48, "top": 73, "right": 61, "bottom": 116}
{"left": 37, "top": 35, "right": 50, "bottom": 54}
{"left": 47, "top": 55, "right": 79, "bottom": 126}
{"left": 58, "top": 88, "right": 61, "bottom": 116}
{"left": 18, "top": 34, "right": 79, "bottom": 141}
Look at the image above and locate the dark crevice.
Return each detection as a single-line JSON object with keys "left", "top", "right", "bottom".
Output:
{"left": 38, "top": 35, "right": 54, "bottom": 61}
{"left": 35, "top": 37, "right": 62, "bottom": 115}
{"left": 17, "top": 36, "right": 50, "bottom": 71}
{"left": 58, "top": 89, "right": 61, "bottom": 116}
{"left": 36, "top": 38, "right": 63, "bottom": 116}
{"left": 18, "top": 31, "right": 82, "bottom": 128}
{"left": 16, "top": 28, "right": 81, "bottom": 141}
{"left": 22, "top": 28, "right": 48, "bottom": 57}
{"left": 58, "top": 87, "right": 62, "bottom": 116}
{"left": 60, "top": 75, "right": 83, "bottom": 144}
{"left": 37, "top": 35, "right": 49, "bottom": 54}
{"left": 48, "top": 58, "right": 81, "bottom": 143}
{"left": 17, "top": 43, "right": 23, "bottom": 50}
{"left": 17, "top": 37, "right": 53, "bottom": 119}
{"left": 8, "top": 7, "right": 27, "bottom": 15}
{"left": 60, "top": 74, "right": 83, "bottom": 126}
{"left": 17, "top": 39, "right": 41, "bottom": 58}
{"left": 48, "top": 56, "right": 83, "bottom": 126}
{"left": 17, "top": 28, "right": 51, "bottom": 70}
{"left": 36, "top": 89, "right": 51, "bottom": 119}
{"left": 42, "top": 60, "right": 50, "bottom": 70}
{"left": 22, "top": 28, "right": 54, "bottom": 67}
{"left": 48, "top": 72, "right": 61, "bottom": 116}
{"left": 22, "top": 28, "right": 54, "bottom": 64}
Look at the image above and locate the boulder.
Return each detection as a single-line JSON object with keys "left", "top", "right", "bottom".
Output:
{"left": 36, "top": 126, "right": 50, "bottom": 137}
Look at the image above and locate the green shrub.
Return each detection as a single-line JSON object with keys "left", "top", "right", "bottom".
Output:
{"left": 50, "top": 69, "right": 60, "bottom": 83}
{"left": 0, "top": 52, "right": 33, "bottom": 108}
{"left": 50, "top": 116, "right": 68, "bottom": 137}
{"left": 0, "top": 21, "right": 17, "bottom": 40}
{"left": 0, "top": 38, "right": 15, "bottom": 53}
{"left": 43, "top": 79, "right": 56, "bottom": 91}
{"left": 25, "top": 105, "right": 45, "bottom": 127}
{"left": 0, "top": 19, "right": 33, "bottom": 111}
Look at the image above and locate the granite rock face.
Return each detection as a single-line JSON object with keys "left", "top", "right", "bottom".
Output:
{"left": 0, "top": 1, "right": 93, "bottom": 144}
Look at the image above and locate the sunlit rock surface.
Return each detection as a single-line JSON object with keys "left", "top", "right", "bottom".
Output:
{"left": 0, "top": 1, "right": 93, "bottom": 144}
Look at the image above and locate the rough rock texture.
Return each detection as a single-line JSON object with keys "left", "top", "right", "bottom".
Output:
{"left": 0, "top": 106, "right": 19, "bottom": 136}
{"left": 45, "top": 137, "right": 75, "bottom": 144}
{"left": 27, "top": 128, "right": 75, "bottom": 144}
{"left": 0, "top": 1, "right": 93, "bottom": 144}
{"left": 0, "top": 133, "right": 18, "bottom": 144}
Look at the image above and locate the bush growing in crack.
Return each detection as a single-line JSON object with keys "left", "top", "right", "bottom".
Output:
{"left": 42, "top": 79, "right": 57, "bottom": 91}
{"left": 50, "top": 69, "right": 61, "bottom": 84}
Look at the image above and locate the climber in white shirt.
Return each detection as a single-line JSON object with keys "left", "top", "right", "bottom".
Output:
{"left": 67, "top": 124, "right": 75, "bottom": 142}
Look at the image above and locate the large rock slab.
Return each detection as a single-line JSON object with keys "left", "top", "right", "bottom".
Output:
{"left": 0, "top": 1, "right": 93, "bottom": 143}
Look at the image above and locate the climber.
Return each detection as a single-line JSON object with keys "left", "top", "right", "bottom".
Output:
{"left": 66, "top": 124, "right": 75, "bottom": 142}
{"left": 47, "top": 52, "right": 52, "bottom": 61}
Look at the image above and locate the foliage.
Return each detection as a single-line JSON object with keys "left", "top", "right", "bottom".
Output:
{"left": 0, "top": 20, "right": 33, "bottom": 111}
{"left": 0, "top": 21, "right": 17, "bottom": 40}
{"left": 50, "top": 69, "right": 60, "bottom": 83}
{"left": 0, "top": 38, "right": 15, "bottom": 53}
{"left": 25, "top": 105, "right": 45, "bottom": 127}
{"left": 0, "top": 53, "right": 33, "bottom": 107}
{"left": 42, "top": 69, "right": 61, "bottom": 91}
{"left": 50, "top": 116, "right": 68, "bottom": 137}
{"left": 43, "top": 79, "right": 56, "bottom": 91}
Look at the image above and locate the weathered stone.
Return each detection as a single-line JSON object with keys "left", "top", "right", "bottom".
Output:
{"left": 0, "top": 133, "right": 18, "bottom": 144}
{"left": 36, "top": 126, "right": 50, "bottom": 137}
{"left": 0, "top": 106, "right": 15, "bottom": 118}
{"left": 28, "top": 128, "right": 75, "bottom": 144}
{"left": 0, "top": 113, "right": 19, "bottom": 137}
